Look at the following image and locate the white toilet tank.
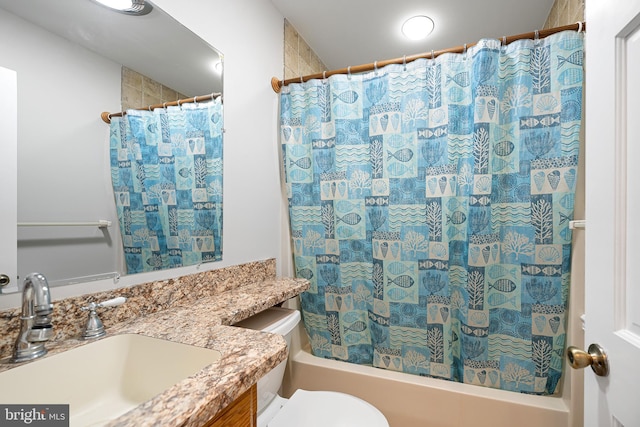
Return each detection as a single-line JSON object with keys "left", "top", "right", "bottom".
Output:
{"left": 233, "top": 307, "right": 301, "bottom": 414}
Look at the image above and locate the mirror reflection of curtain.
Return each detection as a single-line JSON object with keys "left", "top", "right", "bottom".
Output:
{"left": 109, "top": 99, "right": 223, "bottom": 274}
{"left": 281, "top": 31, "right": 583, "bottom": 395}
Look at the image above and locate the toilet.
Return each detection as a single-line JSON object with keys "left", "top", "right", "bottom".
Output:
{"left": 234, "top": 307, "right": 389, "bottom": 427}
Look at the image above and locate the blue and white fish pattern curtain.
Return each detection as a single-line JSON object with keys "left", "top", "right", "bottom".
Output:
{"left": 109, "top": 99, "right": 223, "bottom": 274}
{"left": 280, "top": 31, "right": 583, "bottom": 395}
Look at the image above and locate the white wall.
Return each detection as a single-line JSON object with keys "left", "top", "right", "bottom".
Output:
{"left": 0, "top": 10, "right": 122, "bottom": 292}
{"left": 0, "top": 0, "right": 285, "bottom": 308}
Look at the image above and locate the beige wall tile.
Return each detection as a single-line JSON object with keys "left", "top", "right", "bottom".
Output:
{"left": 544, "top": 2, "right": 558, "bottom": 29}
{"left": 285, "top": 43, "right": 299, "bottom": 75}
{"left": 282, "top": 19, "right": 327, "bottom": 82}
{"left": 120, "top": 66, "right": 188, "bottom": 111}
{"left": 310, "top": 53, "right": 323, "bottom": 75}
{"left": 569, "top": 0, "right": 585, "bottom": 23}
{"left": 545, "top": 0, "right": 584, "bottom": 28}
{"left": 284, "top": 65, "right": 296, "bottom": 81}
{"left": 122, "top": 67, "right": 142, "bottom": 88}
{"left": 142, "top": 93, "right": 161, "bottom": 108}
{"left": 557, "top": 0, "right": 569, "bottom": 22}
{"left": 298, "top": 38, "right": 312, "bottom": 66}
{"left": 143, "top": 76, "right": 162, "bottom": 99}
{"left": 121, "top": 84, "right": 142, "bottom": 111}
{"left": 162, "top": 86, "right": 178, "bottom": 102}
{"left": 284, "top": 19, "right": 298, "bottom": 51}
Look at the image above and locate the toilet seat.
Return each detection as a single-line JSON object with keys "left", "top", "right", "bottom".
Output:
{"left": 267, "top": 389, "right": 389, "bottom": 427}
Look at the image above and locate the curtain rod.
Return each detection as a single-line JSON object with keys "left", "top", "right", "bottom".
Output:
{"left": 271, "top": 21, "right": 585, "bottom": 93}
{"left": 101, "top": 92, "right": 222, "bottom": 124}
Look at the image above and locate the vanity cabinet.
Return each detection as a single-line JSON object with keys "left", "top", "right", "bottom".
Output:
{"left": 203, "top": 384, "right": 257, "bottom": 427}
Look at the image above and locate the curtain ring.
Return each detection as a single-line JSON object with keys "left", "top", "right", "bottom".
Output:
{"left": 107, "top": 113, "right": 113, "bottom": 120}
{"left": 534, "top": 29, "right": 540, "bottom": 45}
{"left": 402, "top": 55, "right": 407, "bottom": 71}
{"left": 323, "top": 71, "right": 327, "bottom": 79}
{"left": 463, "top": 44, "right": 468, "bottom": 59}
{"left": 374, "top": 61, "right": 378, "bottom": 75}
{"left": 300, "top": 75, "right": 304, "bottom": 83}
{"left": 162, "top": 102, "right": 168, "bottom": 110}
{"left": 502, "top": 36, "right": 507, "bottom": 46}
{"left": 576, "top": 21, "right": 583, "bottom": 33}
{"left": 347, "top": 65, "right": 352, "bottom": 80}
{"left": 177, "top": 99, "right": 182, "bottom": 109}
{"left": 193, "top": 96, "right": 198, "bottom": 105}
{"left": 431, "top": 50, "right": 435, "bottom": 60}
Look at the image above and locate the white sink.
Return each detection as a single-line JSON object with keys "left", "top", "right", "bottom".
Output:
{"left": 0, "top": 334, "right": 222, "bottom": 426}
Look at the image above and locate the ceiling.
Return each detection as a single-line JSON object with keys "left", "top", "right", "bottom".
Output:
{"left": 0, "top": 0, "right": 222, "bottom": 96}
{"left": 270, "top": 0, "right": 556, "bottom": 71}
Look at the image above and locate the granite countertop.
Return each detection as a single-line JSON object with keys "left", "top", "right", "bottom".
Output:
{"left": 0, "top": 276, "right": 309, "bottom": 426}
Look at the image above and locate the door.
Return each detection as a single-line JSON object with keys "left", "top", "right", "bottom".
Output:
{"left": 584, "top": 0, "right": 640, "bottom": 425}
{"left": 0, "top": 66, "right": 17, "bottom": 294}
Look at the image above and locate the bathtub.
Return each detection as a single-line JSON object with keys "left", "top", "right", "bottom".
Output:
{"left": 282, "top": 323, "right": 572, "bottom": 427}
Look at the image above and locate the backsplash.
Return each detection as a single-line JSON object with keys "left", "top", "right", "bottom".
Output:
{"left": 0, "top": 259, "right": 276, "bottom": 359}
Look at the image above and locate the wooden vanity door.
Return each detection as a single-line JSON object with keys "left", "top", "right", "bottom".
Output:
{"left": 204, "top": 384, "right": 257, "bottom": 427}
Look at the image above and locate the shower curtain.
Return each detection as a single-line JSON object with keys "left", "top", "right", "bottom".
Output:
{"left": 109, "top": 99, "right": 223, "bottom": 274}
{"left": 280, "top": 31, "right": 583, "bottom": 395}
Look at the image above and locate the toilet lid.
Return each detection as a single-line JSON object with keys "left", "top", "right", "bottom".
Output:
{"left": 267, "top": 389, "right": 389, "bottom": 427}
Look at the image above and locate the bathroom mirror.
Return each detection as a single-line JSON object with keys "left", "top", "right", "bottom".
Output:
{"left": 0, "top": 0, "right": 223, "bottom": 293}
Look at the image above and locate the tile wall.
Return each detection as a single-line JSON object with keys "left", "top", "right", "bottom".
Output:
{"left": 120, "top": 66, "right": 188, "bottom": 111}
{"left": 543, "top": 0, "right": 584, "bottom": 29}
{"left": 283, "top": 19, "right": 327, "bottom": 80}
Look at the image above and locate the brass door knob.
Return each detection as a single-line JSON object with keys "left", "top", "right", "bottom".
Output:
{"left": 567, "top": 343, "right": 609, "bottom": 377}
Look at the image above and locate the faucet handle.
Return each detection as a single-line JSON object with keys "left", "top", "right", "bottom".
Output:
{"left": 81, "top": 297, "right": 127, "bottom": 340}
{"left": 81, "top": 296, "right": 127, "bottom": 312}
{"left": 97, "top": 296, "right": 127, "bottom": 309}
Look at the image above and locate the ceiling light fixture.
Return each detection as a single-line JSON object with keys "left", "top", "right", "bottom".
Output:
{"left": 92, "top": 0, "right": 153, "bottom": 15}
{"left": 401, "top": 15, "right": 435, "bottom": 41}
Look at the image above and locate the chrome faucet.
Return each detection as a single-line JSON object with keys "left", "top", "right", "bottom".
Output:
{"left": 80, "top": 297, "right": 126, "bottom": 340}
{"left": 11, "top": 273, "right": 53, "bottom": 363}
